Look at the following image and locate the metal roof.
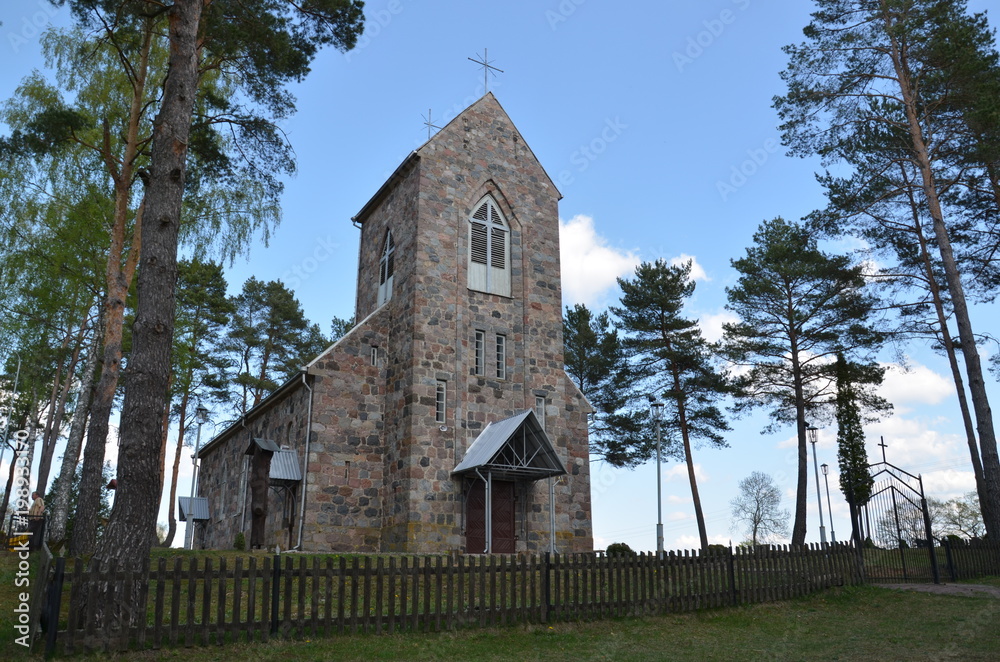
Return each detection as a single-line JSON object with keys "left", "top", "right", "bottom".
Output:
{"left": 453, "top": 410, "right": 566, "bottom": 482}
{"left": 269, "top": 448, "right": 303, "bottom": 482}
{"left": 178, "top": 497, "right": 210, "bottom": 522}
{"left": 245, "top": 437, "right": 281, "bottom": 455}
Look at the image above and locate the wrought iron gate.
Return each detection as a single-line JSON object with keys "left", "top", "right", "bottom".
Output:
{"left": 858, "top": 458, "right": 940, "bottom": 583}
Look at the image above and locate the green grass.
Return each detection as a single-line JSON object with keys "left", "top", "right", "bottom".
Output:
{"left": 72, "top": 586, "right": 1000, "bottom": 661}
{"left": 3, "top": 550, "right": 999, "bottom": 661}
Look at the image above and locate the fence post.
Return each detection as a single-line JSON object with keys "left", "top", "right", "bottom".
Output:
{"left": 43, "top": 556, "right": 66, "bottom": 659}
{"left": 918, "top": 475, "right": 940, "bottom": 584}
{"left": 270, "top": 555, "right": 281, "bottom": 635}
{"left": 942, "top": 538, "right": 957, "bottom": 581}
{"left": 727, "top": 545, "right": 738, "bottom": 606}
{"left": 541, "top": 552, "right": 550, "bottom": 624}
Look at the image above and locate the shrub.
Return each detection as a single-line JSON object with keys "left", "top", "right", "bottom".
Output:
{"left": 706, "top": 543, "right": 730, "bottom": 556}
{"left": 606, "top": 542, "right": 637, "bottom": 557}
{"left": 234, "top": 532, "right": 246, "bottom": 551}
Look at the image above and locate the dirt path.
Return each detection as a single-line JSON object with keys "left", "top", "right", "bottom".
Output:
{"left": 880, "top": 583, "right": 1000, "bottom": 599}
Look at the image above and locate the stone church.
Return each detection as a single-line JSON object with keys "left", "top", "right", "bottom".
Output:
{"left": 195, "top": 93, "right": 594, "bottom": 554}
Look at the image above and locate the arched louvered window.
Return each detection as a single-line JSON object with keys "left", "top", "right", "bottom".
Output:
{"left": 378, "top": 230, "right": 395, "bottom": 306}
{"left": 468, "top": 196, "right": 510, "bottom": 296}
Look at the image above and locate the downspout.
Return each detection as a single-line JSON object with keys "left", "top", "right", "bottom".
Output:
{"left": 296, "top": 370, "right": 314, "bottom": 550}
{"left": 239, "top": 415, "right": 248, "bottom": 535}
{"left": 474, "top": 468, "right": 489, "bottom": 553}
{"left": 487, "top": 469, "right": 493, "bottom": 554}
{"left": 549, "top": 476, "right": 556, "bottom": 554}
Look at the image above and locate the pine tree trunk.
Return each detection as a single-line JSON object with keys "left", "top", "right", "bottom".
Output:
{"left": 899, "top": 166, "right": 994, "bottom": 530}
{"left": 789, "top": 317, "right": 808, "bottom": 546}
{"left": 162, "top": 390, "right": 188, "bottom": 548}
{"left": 69, "top": 17, "right": 151, "bottom": 559}
{"left": 93, "top": 0, "right": 204, "bottom": 594}
{"left": 48, "top": 342, "right": 97, "bottom": 547}
{"left": 884, "top": 16, "right": 1000, "bottom": 537}
{"left": 673, "top": 365, "right": 708, "bottom": 551}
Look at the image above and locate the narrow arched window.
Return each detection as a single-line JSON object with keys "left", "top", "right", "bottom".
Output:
{"left": 468, "top": 196, "right": 510, "bottom": 296}
{"left": 378, "top": 230, "right": 395, "bottom": 306}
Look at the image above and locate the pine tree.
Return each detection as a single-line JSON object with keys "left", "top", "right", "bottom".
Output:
{"left": 613, "top": 260, "right": 730, "bottom": 550}
{"left": 563, "top": 304, "right": 649, "bottom": 468}
{"left": 775, "top": 0, "right": 1000, "bottom": 538}
{"left": 722, "top": 218, "right": 888, "bottom": 546}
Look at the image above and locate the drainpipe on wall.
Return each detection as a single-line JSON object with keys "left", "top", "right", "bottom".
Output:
{"left": 295, "top": 369, "right": 314, "bottom": 550}
{"left": 239, "top": 415, "right": 248, "bottom": 536}
{"left": 549, "top": 476, "right": 556, "bottom": 554}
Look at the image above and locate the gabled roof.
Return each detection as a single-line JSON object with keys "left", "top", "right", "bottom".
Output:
{"left": 453, "top": 410, "right": 566, "bottom": 482}
{"left": 351, "top": 92, "right": 561, "bottom": 225}
{"left": 178, "top": 496, "right": 210, "bottom": 522}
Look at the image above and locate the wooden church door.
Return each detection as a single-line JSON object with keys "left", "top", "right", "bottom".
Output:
{"left": 466, "top": 480, "right": 516, "bottom": 553}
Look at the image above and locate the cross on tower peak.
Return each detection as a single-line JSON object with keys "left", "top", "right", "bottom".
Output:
{"left": 468, "top": 48, "right": 503, "bottom": 92}
{"left": 421, "top": 108, "right": 442, "bottom": 140}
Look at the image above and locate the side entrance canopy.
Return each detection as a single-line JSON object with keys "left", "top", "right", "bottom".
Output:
{"left": 452, "top": 409, "right": 566, "bottom": 481}
{"left": 452, "top": 410, "right": 566, "bottom": 554}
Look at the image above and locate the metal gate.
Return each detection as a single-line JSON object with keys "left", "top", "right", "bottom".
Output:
{"left": 858, "top": 457, "right": 940, "bottom": 583}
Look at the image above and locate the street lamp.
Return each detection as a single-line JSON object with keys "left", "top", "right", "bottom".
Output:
{"left": 186, "top": 404, "right": 211, "bottom": 550}
{"left": 821, "top": 463, "right": 835, "bottom": 543}
{"left": 650, "top": 397, "right": 665, "bottom": 559}
{"left": 807, "top": 424, "right": 827, "bottom": 544}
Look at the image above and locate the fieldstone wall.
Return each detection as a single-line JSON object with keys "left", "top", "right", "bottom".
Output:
{"left": 198, "top": 93, "right": 593, "bottom": 554}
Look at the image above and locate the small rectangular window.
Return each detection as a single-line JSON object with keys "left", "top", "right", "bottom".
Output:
{"left": 496, "top": 334, "right": 506, "bottom": 380}
{"left": 535, "top": 396, "right": 546, "bottom": 430}
{"left": 435, "top": 380, "right": 447, "bottom": 424}
{"left": 370, "top": 346, "right": 378, "bottom": 366}
{"left": 474, "top": 330, "right": 485, "bottom": 376}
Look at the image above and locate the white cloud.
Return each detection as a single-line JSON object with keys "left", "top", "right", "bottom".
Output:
{"left": 664, "top": 463, "right": 708, "bottom": 483}
{"left": 921, "top": 469, "right": 976, "bottom": 499}
{"left": 699, "top": 310, "right": 739, "bottom": 343}
{"left": 559, "top": 214, "right": 640, "bottom": 307}
{"left": 667, "top": 511, "right": 693, "bottom": 522}
{"left": 879, "top": 360, "right": 954, "bottom": 409}
{"left": 666, "top": 494, "right": 689, "bottom": 504}
{"left": 669, "top": 253, "right": 710, "bottom": 282}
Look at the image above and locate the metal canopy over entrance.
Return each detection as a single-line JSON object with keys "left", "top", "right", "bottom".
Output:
{"left": 453, "top": 410, "right": 565, "bottom": 481}
{"left": 453, "top": 410, "right": 566, "bottom": 554}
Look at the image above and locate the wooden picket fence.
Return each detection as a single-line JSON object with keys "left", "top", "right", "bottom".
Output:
{"left": 42, "top": 543, "right": 865, "bottom": 655}
{"left": 940, "top": 538, "right": 1000, "bottom": 581}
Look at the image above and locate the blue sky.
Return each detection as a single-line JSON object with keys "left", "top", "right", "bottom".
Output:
{"left": 1, "top": 0, "right": 998, "bottom": 551}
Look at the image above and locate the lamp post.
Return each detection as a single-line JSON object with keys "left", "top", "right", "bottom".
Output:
{"left": 821, "top": 463, "right": 835, "bottom": 543}
{"left": 807, "top": 424, "right": 827, "bottom": 544}
{"left": 185, "top": 404, "right": 210, "bottom": 550}
{"left": 650, "top": 398, "right": 665, "bottom": 559}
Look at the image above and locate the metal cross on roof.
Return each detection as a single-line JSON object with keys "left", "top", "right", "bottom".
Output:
{"left": 468, "top": 48, "right": 503, "bottom": 92}
{"left": 421, "top": 108, "right": 442, "bottom": 140}
{"left": 878, "top": 436, "right": 889, "bottom": 463}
